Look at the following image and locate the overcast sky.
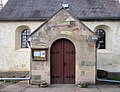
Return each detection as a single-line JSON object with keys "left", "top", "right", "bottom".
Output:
{"left": 2, "top": 0, "right": 8, "bottom": 6}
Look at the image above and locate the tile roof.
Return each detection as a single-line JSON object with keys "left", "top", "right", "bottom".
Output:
{"left": 0, "top": 0, "right": 120, "bottom": 20}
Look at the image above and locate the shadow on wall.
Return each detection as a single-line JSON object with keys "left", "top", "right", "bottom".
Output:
{"left": 97, "top": 69, "right": 120, "bottom": 81}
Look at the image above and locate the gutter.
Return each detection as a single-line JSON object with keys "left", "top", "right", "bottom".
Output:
{"left": 1, "top": 17, "right": 120, "bottom": 22}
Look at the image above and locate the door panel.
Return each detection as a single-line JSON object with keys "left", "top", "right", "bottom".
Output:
{"left": 64, "top": 40, "right": 75, "bottom": 84}
{"left": 51, "top": 40, "right": 63, "bottom": 84}
{"left": 51, "top": 39, "right": 75, "bottom": 84}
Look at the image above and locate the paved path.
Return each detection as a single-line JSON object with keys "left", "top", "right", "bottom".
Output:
{"left": 0, "top": 81, "right": 120, "bottom": 92}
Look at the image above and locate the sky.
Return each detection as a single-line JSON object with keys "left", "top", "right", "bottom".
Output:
{"left": 2, "top": 0, "right": 8, "bottom": 6}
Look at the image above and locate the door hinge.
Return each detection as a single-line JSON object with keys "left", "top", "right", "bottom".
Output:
{"left": 66, "top": 75, "right": 75, "bottom": 79}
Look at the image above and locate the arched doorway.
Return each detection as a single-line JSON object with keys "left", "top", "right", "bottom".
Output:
{"left": 50, "top": 39, "right": 75, "bottom": 84}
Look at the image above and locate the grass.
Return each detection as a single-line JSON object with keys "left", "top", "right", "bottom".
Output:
{"left": 107, "top": 76, "right": 120, "bottom": 81}
{"left": 0, "top": 80, "right": 20, "bottom": 84}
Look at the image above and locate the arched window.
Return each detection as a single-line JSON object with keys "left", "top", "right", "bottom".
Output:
{"left": 95, "top": 29, "right": 105, "bottom": 49}
{"left": 21, "top": 29, "right": 30, "bottom": 48}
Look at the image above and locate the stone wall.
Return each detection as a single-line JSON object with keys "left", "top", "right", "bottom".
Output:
{"left": 29, "top": 9, "right": 96, "bottom": 84}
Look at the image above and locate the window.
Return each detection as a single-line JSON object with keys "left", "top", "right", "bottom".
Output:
{"left": 95, "top": 29, "right": 105, "bottom": 49}
{"left": 21, "top": 29, "right": 30, "bottom": 48}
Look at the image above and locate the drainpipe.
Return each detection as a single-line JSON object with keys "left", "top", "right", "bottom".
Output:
{"left": 96, "top": 45, "right": 120, "bottom": 83}
{"left": 0, "top": 78, "right": 31, "bottom": 85}
{"left": 0, "top": 78, "right": 30, "bottom": 81}
{"left": 96, "top": 78, "right": 120, "bottom": 83}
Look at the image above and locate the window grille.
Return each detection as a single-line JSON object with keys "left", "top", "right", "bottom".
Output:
{"left": 21, "top": 29, "right": 30, "bottom": 48}
{"left": 95, "top": 29, "right": 105, "bottom": 49}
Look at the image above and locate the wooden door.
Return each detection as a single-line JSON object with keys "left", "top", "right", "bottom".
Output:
{"left": 51, "top": 39, "right": 75, "bottom": 84}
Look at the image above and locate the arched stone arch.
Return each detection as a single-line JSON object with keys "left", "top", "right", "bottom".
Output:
{"left": 15, "top": 25, "right": 31, "bottom": 50}
{"left": 94, "top": 25, "right": 112, "bottom": 52}
{"left": 94, "top": 25, "right": 112, "bottom": 32}
{"left": 49, "top": 36, "right": 76, "bottom": 50}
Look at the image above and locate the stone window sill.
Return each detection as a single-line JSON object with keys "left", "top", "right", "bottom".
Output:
{"left": 16, "top": 48, "right": 31, "bottom": 52}
{"left": 97, "top": 49, "right": 111, "bottom": 54}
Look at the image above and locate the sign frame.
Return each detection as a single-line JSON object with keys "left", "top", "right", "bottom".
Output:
{"left": 31, "top": 48, "right": 48, "bottom": 61}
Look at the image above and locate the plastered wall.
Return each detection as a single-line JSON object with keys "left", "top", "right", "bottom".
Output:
{"left": 0, "top": 18, "right": 120, "bottom": 73}
{"left": 0, "top": 21, "right": 43, "bottom": 71}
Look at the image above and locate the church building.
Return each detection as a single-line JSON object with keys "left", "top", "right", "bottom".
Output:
{"left": 0, "top": 0, "right": 120, "bottom": 84}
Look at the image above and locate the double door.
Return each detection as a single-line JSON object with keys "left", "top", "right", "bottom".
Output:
{"left": 51, "top": 39, "right": 75, "bottom": 84}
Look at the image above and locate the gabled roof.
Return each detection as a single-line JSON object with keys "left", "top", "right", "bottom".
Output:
{"left": 0, "top": 0, "right": 120, "bottom": 21}
{"left": 29, "top": 8, "right": 98, "bottom": 38}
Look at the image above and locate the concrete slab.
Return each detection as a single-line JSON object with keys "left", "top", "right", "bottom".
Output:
{"left": 0, "top": 81, "right": 29, "bottom": 92}
{"left": 96, "top": 85, "right": 120, "bottom": 92}
{"left": 0, "top": 81, "right": 120, "bottom": 92}
{"left": 24, "top": 84, "right": 100, "bottom": 92}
